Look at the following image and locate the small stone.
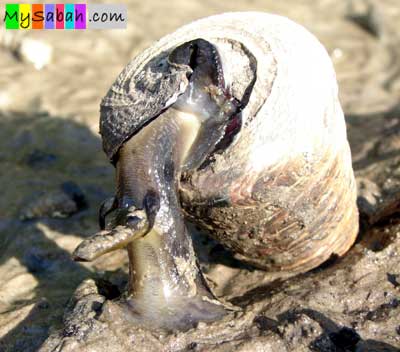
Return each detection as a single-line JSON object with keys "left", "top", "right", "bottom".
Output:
{"left": 18, "top": 38, "right": 53, "bottom": 70}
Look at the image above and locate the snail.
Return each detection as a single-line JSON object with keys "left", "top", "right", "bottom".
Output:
{"left": 73, "top": 12, "right": 359, "bottom": 331}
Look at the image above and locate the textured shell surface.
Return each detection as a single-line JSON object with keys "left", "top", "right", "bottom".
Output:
{"left": 100, "top": 12, "right": 359, "bottom": 273}
{"left": 101, "top": 12, "right": 345, "bottom": 162}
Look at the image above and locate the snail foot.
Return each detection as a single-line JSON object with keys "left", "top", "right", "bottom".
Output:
{"left": 100, "top": 294, "right": 230, "bottom": 332}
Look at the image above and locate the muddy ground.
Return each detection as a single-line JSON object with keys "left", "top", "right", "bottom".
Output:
{"left": 0, "top": 0, "right": 399, "bottom": 351}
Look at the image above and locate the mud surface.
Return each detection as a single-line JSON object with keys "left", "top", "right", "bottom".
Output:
{"left": 1, "top": 0, "right": 400, "bottom": 351}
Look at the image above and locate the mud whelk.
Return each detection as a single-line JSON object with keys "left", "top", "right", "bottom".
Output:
{"left": 73, "top": 12, "right": 359, "bottom": 331}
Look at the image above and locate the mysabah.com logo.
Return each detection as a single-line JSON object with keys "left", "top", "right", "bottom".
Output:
{"left": 2, "top": 3, "right": 127, "bottom": 29}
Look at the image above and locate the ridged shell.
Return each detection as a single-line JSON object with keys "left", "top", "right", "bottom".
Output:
{"left": 100, "top": 12, "right": 359, "bottom": 273}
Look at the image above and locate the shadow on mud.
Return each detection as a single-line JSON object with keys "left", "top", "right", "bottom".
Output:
{"left": 294, "top": 308, "right": 399, "bottom": 352}
{"left": 254, "top": 308, "right": 399, "bottom": 352}
{"left": 346, "top": 104, "right": 400, "bottom": 171}
{"left": 0, "top": 111, "right": 113, "bottom": 351}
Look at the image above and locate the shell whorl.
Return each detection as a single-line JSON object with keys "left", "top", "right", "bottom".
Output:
{"left": 100, "top": 12, "right": 359, "bottom": 273}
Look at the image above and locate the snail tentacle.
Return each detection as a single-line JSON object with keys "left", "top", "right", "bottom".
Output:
{"left": 98, "top": 196, "right": 118, "bottom": 230}
{"left": 73, "top": 208, "right": 149, "bottom": 262}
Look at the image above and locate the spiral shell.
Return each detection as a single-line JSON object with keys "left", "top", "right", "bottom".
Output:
{"left": 100, "top": 12, "right": 359, "bottom": 274}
